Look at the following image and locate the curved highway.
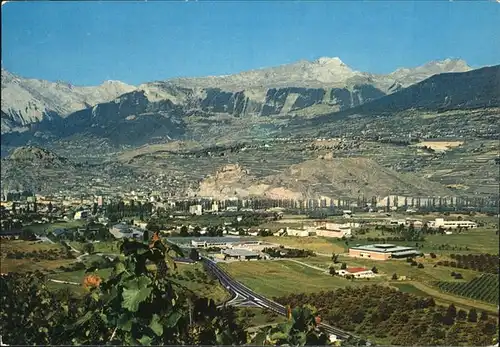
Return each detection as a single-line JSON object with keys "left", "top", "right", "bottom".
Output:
{"left": 202, "top": 257, "right": 362, "bottom": 341}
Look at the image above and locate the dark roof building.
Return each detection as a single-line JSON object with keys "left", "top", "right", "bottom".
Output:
{"left": 349, "top": 243, "right": 422, "bottom": 260}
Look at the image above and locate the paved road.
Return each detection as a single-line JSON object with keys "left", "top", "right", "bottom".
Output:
{"left": 202, "top": 256, "right": 358, "bottom": 341}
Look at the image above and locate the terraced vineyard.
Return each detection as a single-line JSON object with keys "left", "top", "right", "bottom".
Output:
{"left": 436, "top": 274, "right": 499, "bottom": 305}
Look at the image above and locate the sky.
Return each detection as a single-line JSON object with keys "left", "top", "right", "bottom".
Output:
{"left": 2, "top": 1, "right": 499, "bottom": 86}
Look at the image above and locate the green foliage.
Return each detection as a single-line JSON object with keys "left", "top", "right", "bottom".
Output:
{"left": 261, "top": 306, "right": 328, "bottom": 346}
{"left": 0, "top": 271, "right": 80, "bottom": 345}
{"left": 275, "top": 285, "right": 497, "bottom": 346}
{"left": 0, "top": 237, "right": 249, "bottom": 346}
{"left": 263, "top": 247, "right": 315, "bottom": 258}
{"left": 83, "top": 242, "right": 95, "bottom": 254}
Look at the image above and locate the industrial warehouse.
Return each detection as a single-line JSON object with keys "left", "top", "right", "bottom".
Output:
{"left": 348, "top": 244, "right": 422, "bottom": 260}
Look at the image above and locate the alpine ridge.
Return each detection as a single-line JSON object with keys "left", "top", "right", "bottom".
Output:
{"left": 1, "top": 57, "right": 473, "bottom": 135}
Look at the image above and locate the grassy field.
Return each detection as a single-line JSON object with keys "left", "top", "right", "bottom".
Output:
{"left": 327, "top": 227, "right": 499, "bottom": 254}
{"left": 1, "top": 258, "right": 75, "bottom": 273}
{"left": 236, "top": 307, "right": 287, "bottom": 329}
{"left": 219, "top": 260, "right": 380, "bottom": 299}
{"left": 50, "top": 268, "right": 113, "bottom": 283}
{"left": 221, "top": 255, "right": 499, "bottom": 315}
{"left": 423, "top": 228, "right": 499, "bottom": 254}
{"left": 0, "top": 239, "right": 75, "bottom": 273}
{"left": 1, "top": 239, "right": 64, "bottom": 253}
{"left": 69, "top": 241, "right": 119, "bottom": 254}
{"left": 256, "top": 236, "right": 345, "bottom": 254}
{"left": 290, "top": 254, "right": 484, "bottom": 294}
{"left": 390, "top": 282, "right": 430, "bottom": 297}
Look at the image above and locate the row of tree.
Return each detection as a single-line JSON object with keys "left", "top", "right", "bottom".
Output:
{"left": 262, "top": 247, "right": 316, "bottom": 258}
{"left": 448, "top": 253, "right": 499, "bottom": 274}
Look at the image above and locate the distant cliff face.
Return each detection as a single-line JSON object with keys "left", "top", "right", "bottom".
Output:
{"left": 137, "top": 83, "right": 386, "bottom": 118}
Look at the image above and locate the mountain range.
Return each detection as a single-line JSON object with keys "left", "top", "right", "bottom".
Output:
{"left": 1, "top": 57, "right": 498, "bottom": 148}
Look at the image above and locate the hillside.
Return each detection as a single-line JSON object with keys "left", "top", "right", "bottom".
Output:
{"left": 195, "top": 157, "right": 454, "bottom": 200}
{"left": 328, "top": 65, "right": 500, "bottom": 117}
{"left": 1, "top": 146, "right": 74, "bottom": 192}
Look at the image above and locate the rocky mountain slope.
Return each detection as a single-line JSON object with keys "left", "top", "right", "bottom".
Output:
{"left": 195, "top": 157, "right": 454, "bottom": 200}
{"left": 1, "top": 146, "right": 74, "bottom": 192}
{"left": 1, "top": 69, "right": 135, "bottom": 133}
{"left": 165, "top": 57, "right": 471, "bottom": 91}
{"left": 1, "top": 58, "right": 472, "bottom": 136}
{"left": 8, "top": 145, "right": 69, "bottom": 165}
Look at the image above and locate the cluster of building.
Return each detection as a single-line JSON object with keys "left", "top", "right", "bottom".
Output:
{"left": 189, "top": 238, "right": 268, "bottom": 261}
{"left": 285, "top": 220, "right": 358, "bottom": 238}
{"left": 109, "top": 223, "right": 145, "bottom": 239}
{"left": 388, "top": 217, "right": 478, "bottom": 230}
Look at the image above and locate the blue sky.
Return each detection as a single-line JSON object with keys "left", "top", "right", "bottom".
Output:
{"left": 2, "top": 1, "right": 499, "bottom": 86}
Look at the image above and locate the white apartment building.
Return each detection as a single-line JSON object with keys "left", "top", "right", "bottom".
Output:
{"left": 430, "top": 218, "right": 478, "bottom": 229}
{"left": 189, "top": 204, "right": 203, "bottom": 216}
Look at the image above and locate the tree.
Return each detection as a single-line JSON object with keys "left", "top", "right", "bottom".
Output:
{"left": 20, "top": 229, "right": 36, "bottom": 241}
{"left": 392, "top": 273, "right": 398, "bottom": 280}
{"left": 193, "top": 226, "right": 202, "bottom": 237}
{"left": 468, "top": 308, "right": 478, "bottom": 322}
{"left": 83, "top": 243, "right": 95, "bottom": 255}
{"left": 189, "top": 249, "right": 200, "bottom": 262}
{"left": 146, "top": 222, "right": 160, "bottom": 233}
{"left": 480, "top": 311, "right": 489, "bottom": 321}
{"left": 446, "top": 304, "right": 457, "bottom": 319}
{"left": 179, "top": 226, "right": 189, "bottom": 237}
{"left": 329, "top": 267, "right": 336, "bottom": 276}
{"left": 331, "top": 253, "right": 339, "bottom": 263}
{"left": 371, "top": 266, "right": 378, "bottom": 274}
{"left": 457, "top": 309, "right": 467, "bottom": 321}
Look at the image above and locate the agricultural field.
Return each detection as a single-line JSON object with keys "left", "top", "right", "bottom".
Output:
{"left": 69, "top": 241, "right": 119, "bottom": 254}
{"left": 219, "top": 260, "right": 380, "bottom": 299}
{"left": 389, "top": 282, "right": 498, "bottom": 314}
{"left": 0, "top": 239, "right": 75, "bottom": 273}
{"left": 436, "top": 274, "right": 500, "bottom": 305}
